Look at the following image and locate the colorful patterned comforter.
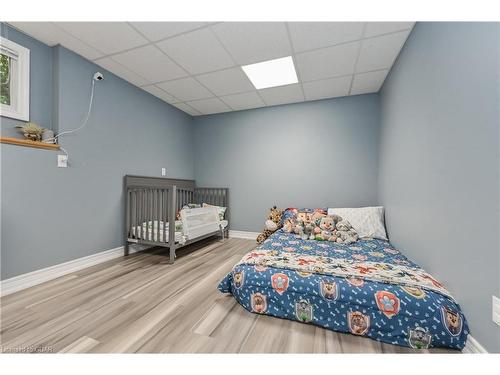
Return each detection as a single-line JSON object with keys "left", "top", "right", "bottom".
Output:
{"left": 218, "top": 230, "right": 469, "bottom": 350}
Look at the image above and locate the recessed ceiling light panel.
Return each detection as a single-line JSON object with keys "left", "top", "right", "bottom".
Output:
{"left": 241, "top": 56, "right": 298, "bottom": 90}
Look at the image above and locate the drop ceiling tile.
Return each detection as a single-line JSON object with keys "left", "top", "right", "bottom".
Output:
{"left": 259, "top": 83, "right": 304, "bottom": 106}
{"left": 157, "top": 77, "right": 213, "bottom": 102}
{"left": 350, "top": 70, "right": 389, "bottom": 95}
{"left": 156, "top": 28, "right": 234, "bottom": 74}
{"left": 141, "top": 84, "right": 180, "bottom": 103}
{"left": 287, "top": 22, "right": 365, "bottom": 52}
{"left": 171, "top": 102, "right": 201, "bottom": 116}
{"left": 220, "top": 91, "right": 264, "bottom": 111}
{"left": 186, "top": 97, "right": 231, "bottom": 115}
{"left": 9, "top": 22, "right": 104, "bottom": 60}
{"left": 8, "top": 22, "right": 60, "bottom": 45}
{"left": 364, "top": 22, "right": 414, "bottom": 37}
{"left": 356, "top": 30, "right": 411, "bottom": 73}
{"left": 130, "top": 22, "right": 208, "bottom": 42}
{"left": 302, "top": 75, "right": 352, "bottom": 101}
{"left": 111, "top": 45, "right": 187, "bottom": 83}
{"left": 295, "top": 41, "right": 360, "bottom": 82}
{"left": 195, "top": 67, "right": 254, "bottom": 96}
{"left": 55, "top": 22, "right": 148, "bottom": 55}
{"left": 212, "top": 22, "right": 292, "bottom": 65}
{"left": 95, "top": 57, "right": 150, "bottom": 86}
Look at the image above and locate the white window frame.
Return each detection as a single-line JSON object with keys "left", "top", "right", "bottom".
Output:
{"left": 0, "top": 37, "right": 30, "bottom": 121}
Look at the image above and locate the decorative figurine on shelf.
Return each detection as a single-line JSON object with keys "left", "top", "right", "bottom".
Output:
{"left": 15, "top": 122, "right": 44, "bottom": 142}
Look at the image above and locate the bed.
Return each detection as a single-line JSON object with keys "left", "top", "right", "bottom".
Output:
{"left": 218, "top": 210, "right": 469, "bottom": 350}
{"left": 124, "top": 175, "right": 229, "bottom": 263}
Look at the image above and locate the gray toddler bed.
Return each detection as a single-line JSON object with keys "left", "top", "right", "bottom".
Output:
{"left": 124, "top": 175, "right": 229, "bottom": 263}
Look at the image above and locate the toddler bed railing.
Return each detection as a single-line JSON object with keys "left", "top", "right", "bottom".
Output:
{"left": 124, "top": 175, "right": 229, "bottom": 263}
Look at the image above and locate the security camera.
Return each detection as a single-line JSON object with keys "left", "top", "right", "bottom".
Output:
{"left": 93, "top": 72, "right": 104, "bottom": 81}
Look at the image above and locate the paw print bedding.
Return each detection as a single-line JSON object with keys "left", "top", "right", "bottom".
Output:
{"left": 218, "top": 230, "right": 469, "bottom": 350}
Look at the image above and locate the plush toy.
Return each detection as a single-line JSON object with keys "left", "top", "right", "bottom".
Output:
{"left": 335, "top": 219, "right": 359, "bottom": 244}
{"left": 296, "top": 211, "right": 312, "bottom": 225}
{"left": 311, "top": 209, "right": 327, "bottom": 224}
{"left": 256, "top": 206, "right": 283, "bottom": 244}
{"left": 315, "top": 216, "right": 337, "bottom": 241}
{"left": 294, "top": 221, "right": 315, "bottom": 240}
{"left": 292, "top": 211, "right": 316, "bottom": 240}
{"left": 283, "top": 213, "right": 303, "bottom": 236}
{"left": 283, "top": 217, "right": 296, "bottom": 233}
{"left": 303, "top": 221, "right": 316, "bottom": 240}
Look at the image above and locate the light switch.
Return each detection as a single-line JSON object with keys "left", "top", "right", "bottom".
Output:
{"left": 58, "top": 154, "right": 68, "bottom": 168}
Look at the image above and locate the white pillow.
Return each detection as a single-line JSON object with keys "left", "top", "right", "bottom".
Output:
{"left": 327, "top": 206, "right": 388, "bottom": 240}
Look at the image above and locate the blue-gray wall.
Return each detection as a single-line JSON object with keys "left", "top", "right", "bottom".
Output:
{"left": 1, "top": 24, "right": 194, "bottom": 279}
{"left": 0, "top": 24, "right": 53, "bottom": 135}
{"left": 378, "top": 22, "right": 499, "bottom": 352}
{"left": 193, "top": 95, "right": 381, "bottom": 232}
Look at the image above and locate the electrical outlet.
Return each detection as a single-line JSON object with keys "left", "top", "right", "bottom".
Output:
{"left": 493, "top": 295, "right": 500, "bottom": 326}
{"left": 161, "top": 168, "right": 166, "bottom": 176}
{"left": 57, "top": 154, "right": 68, "bottom": 168}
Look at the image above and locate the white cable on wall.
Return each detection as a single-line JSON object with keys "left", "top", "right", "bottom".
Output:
{"left": 48, "top": 72, "right": 103, "bottom": 159}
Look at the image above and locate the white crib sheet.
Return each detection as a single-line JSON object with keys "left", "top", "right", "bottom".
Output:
{"left": 131, "top": 219, "right": 227, "bottom": 244}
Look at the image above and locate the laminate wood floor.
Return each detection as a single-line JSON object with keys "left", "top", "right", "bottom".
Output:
{"left": 0, "top": 238, "right": 458, "bottom": 354}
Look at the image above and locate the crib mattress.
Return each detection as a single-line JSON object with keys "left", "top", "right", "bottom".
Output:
{"left": 131, "top": 225, "right": 184, "bottom": 243}
{"left": 131, "top": 220, "right": 228, "bottom": 244}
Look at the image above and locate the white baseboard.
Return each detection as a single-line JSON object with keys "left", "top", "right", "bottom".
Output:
{"left": 462, "top": 335, "right": 488, "bottom": 353}
{"left": 0, "top": 244, "right": 146, "bottom": 297}
{"left": 229, "top": 230, "right": 259, "bottom": 240}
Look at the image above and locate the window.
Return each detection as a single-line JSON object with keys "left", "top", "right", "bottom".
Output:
{"left": 0, "top": 37, "right": 30, "bottom": 121}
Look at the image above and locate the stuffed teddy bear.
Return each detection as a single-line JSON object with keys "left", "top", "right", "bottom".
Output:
{"left": 335, "top": 219, "right": 359, "bottom": 244}
{"left": 256, "top": 206, "right": 283, "bottom": 244}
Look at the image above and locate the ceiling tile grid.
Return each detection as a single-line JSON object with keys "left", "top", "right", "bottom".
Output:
{"left": 186, "top": 97, "right": 231, "bottom": 115}
{"left": 55, "top": 22, "right": 149, "bottom": 55}
{"left": 8, "top": 21, "right": 414, "bottom": 116}
{"left": 156, "top": 28, "right": 235, "bottom": 75}
{"left": 294, "top": 41, "right": 361, "bottom": 82}
{"left": 195, "top": 67, "right": 255, "bottom": 96}
{"left": 302, "top": 75, "right": 353, "bottom": 101}
{"left": 95, "top": 57, "right": 151, "bottom": 87}
{"left": 220, "top": 91, "right": 265, "bottom": 111}
{"left": 157, "top": 77, "right": 213, "bottom": 102}
{"left": 211, "top": 22, "right": 293, "bottom": 65}
{"left": 350, "top": 69, "right": 389, "bottom": 95}
{"left": 287, "top": 22, "right": 365, "bottom": 52}
{"left": 259, "top": 83, "right": 305, "bottom": 106}
{"left": 108, "top": 45, "right": 188, "bottom": 83}
{"left": 141, "top": 84, "right": 180, "bottom": 104}
{"left": 129, "top": 22, "right": 208, "bottom": 42}
{"left": 171, "top": 102, "right": 202, "bottom": 116}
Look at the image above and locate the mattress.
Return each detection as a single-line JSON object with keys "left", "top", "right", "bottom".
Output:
{"left": 131, "top": 219, "right": 228, "bottom": 244}
{"left": 131, "top": 221, "right": 184, "bottom": 243}
{"left": 218, "top": 230, "right": 469, "bottom": 350}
